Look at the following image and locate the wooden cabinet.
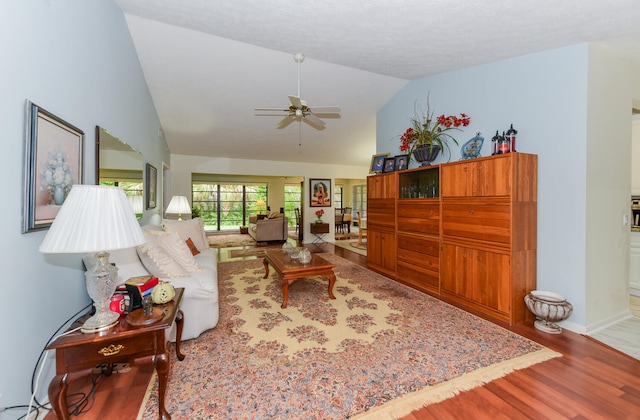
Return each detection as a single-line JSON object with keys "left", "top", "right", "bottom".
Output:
{"left": 441, "top": 153, "right": 537, "bottom": 324}
{"left": 366, "top": 173, "right": 396, "bottom": 277}
{"left": 366, "top": 152, "right": 537, "bottom": 326}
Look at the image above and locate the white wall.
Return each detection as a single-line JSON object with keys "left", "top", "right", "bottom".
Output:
{"left": 377, "top": 43, "right": 640, "bottom": 333}
{"left": 0, "top": 1, "right": 167, "bottom": 414}
{"left": 170, "top": 154, "right": 368, "bottom": 242}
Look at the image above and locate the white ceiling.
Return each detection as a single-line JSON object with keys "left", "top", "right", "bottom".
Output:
{"left": 114, "top": 0, "right": 640, "bottom": 167}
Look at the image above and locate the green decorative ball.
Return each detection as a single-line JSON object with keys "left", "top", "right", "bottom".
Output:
{"left": 151, "top": 282, "right": 176, "bottom": 304}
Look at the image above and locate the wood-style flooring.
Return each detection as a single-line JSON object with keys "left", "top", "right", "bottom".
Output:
{"left": 44, "top": 242, "right": 640, "bottom": 420}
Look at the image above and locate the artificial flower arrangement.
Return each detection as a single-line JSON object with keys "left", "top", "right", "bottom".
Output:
{"left": 315, "top": 209, "right": 325, "bottom": 222}
{"left": 399, "top": 96, "right": 470, "bottom": 163}
{"left": 41, "top": 150, "right": 73, "bottom": 203}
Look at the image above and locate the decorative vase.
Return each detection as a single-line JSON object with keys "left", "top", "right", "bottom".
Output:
{"left": 413, "top": 144, "right": 441, "bottom": 166}
{"left": 53, "top": 185, "right": 66, "bottom": 205}
{"left": 524, "top": 291, "right": 573, "bottom": 334}
{"left": 316, "top": 217, "right": 323, "bottom": 224}
{"left": 299, "top": 248, "right": 312, "bottom": 264}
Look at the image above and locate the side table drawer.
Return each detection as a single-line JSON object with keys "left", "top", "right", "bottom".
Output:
{"left": 59, "top": 333, "right": 158, "bottom": 369}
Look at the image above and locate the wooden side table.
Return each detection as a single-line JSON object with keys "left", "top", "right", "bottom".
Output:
{"left": 310, "top": 222, "right": 329, "bottom": 244}
{"left": 46, "top": 288, "right": 185, "bottom": 420}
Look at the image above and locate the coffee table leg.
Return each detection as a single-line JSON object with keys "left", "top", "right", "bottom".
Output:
{"left": 263, "top": 258, "right": 269, "bottom": 279}
{"left": 281, "top": 281, "right": 289, "bottom": 309}
{"left": 326, "top": 272, "right": 337, "bottom": 300}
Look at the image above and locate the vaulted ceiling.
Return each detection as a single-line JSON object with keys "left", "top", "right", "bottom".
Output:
{"left": 114, "top": 0, "right": 640, "bottom": 167}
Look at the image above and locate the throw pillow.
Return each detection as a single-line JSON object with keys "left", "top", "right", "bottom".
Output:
{"left": 267, "top": 210, "right": 281, "bottom": 219}
{"left": 162, "top": 217, "right": 209, "bottom": 251}
{"left": 137, "top": 242, "right": 189, "bottom": 278}
{"left": 185, "top": 238, "right": 200, "bottom": 256}
{"left": 144, "top": 230, "right": 201, "bottom": 273}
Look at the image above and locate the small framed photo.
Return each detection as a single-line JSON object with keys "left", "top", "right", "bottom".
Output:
{"left": 369, "top": 153, "right": 390, "bottom": 174}
{"left": 145, "top": 163, "right": 157, "bottom": 209}
{"left": 23, "top": 101, "right": 84, "bottom": 233}
{"left": 310, "top": 178, "right": 331, "bottom": 207}
{"left": 394, "top": 154, "right": 409, "bottom": 171}
{"left": 382, "top": 157, "right": 395, "bottom": 173}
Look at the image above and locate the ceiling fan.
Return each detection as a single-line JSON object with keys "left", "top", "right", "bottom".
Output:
{"left": 255, "top": 53, "right": 341, "bottom": 130}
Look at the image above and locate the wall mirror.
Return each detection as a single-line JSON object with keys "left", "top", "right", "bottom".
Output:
{"left": 95, "top": 126, "right": 144, "bottom": 217}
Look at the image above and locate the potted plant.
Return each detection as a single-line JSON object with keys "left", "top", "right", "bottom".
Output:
{"left": 399, "top": 96, "right": 470, "bottom": 166}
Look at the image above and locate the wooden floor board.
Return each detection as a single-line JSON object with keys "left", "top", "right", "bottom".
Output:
{"left": 43, "top": 242, "right": 640, "bottom": 419}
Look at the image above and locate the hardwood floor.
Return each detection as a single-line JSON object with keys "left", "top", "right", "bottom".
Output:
{"left": 44, "top": 242, "right": 640, "bottom": 419}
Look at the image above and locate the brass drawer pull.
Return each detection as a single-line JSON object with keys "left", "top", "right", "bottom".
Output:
{"left": 98, "top": 344, "right": 124, "bottom": 356}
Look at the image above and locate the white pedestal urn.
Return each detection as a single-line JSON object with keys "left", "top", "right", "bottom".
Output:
{"left": 524, "top": 290, "right": 573, "bottom": 334}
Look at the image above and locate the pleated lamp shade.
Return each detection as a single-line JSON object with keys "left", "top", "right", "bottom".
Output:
{"left": 165, "top": 195, "right": 191, "bottom": 217}
{"left": 40, "top": 185, "right": 145, "bottom": 254}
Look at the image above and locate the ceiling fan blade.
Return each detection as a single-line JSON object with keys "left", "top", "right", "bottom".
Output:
{"left": 255, "top": 107, "right": 289, "bottom": 112}
{"left": 288, "top": 95, "right": 302, "bottom": 108}
{"left": 310, "top": 106, "right": 341, "bottom": 113}
{"left": 303, "top": 113, "right": 326, "bottom": 130}
{"left": 277, "top": 115, "right": 297, "bottom": 129}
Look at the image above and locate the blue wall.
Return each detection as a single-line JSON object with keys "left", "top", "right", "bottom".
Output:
{"left": 377, "top": 44, "right": 594, "bottom": 328}
{"left": 0, "top": 1, "right": 168, "bottom": 414}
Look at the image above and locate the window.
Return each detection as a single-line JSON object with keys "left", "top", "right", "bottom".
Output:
{"left": 353, "top": 184, "right": 367, "bottom": 220}
{"left": 192, "top": 182, "right": 267, "bottom": 231}
{"left": 334, "top": 185, "right": 343, "bottom": 209}
{"left": 284, "top": 184, "right": 301, "bottom": 227}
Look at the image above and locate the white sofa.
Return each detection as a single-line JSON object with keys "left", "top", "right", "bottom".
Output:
{"left": 85, "top": 218, "right": 219, "bottom": 341}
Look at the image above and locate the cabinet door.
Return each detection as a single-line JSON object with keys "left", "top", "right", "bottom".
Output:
{"left": 441, "top": 244, "right": 511, "bottom": 315}
{"left": 441, "top": 156, "right": 511, "bottom": 197}
{"left": 367, "top": 173, "right": 397, "bottom": 199}
{"left": 367, "top": 199, "right": 396, "bottom": 230}
{"left": 442, "top": 198, "right": 510, "bottom": 246}
{"left": 368, "top": 229, "right": 396, "bottom": 274}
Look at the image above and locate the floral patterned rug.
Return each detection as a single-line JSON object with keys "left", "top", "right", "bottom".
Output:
{"left": 207, "top": 233, "right": 257, "bottom": 248}
{"left": 138, "top": 254, "right": 559, "bottom": 419}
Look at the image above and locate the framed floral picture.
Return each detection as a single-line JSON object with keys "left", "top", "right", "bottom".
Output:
{"left": 310, "top": 178, "right": 331, "bottom": 207}
{"left": 23, "top": 101, "right": 84, "bottom": 233}
{"left": 145, "top": 163, "right": 157, "bottom": 209}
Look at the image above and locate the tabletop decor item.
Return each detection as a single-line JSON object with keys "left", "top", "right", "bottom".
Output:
{"left": 460, "top": 132, "right": 485, "bottom": 160}
{"left": 315, "top": 208, "right": 325, "bottom": 223}
{"left": 399, "top": 94, "right": 470, "bottom": 166}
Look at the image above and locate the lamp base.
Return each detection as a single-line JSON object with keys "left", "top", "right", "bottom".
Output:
{"left": 81, "top": 311, "right": 120, "bottom": 333}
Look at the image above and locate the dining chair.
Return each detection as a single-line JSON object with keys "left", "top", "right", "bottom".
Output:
{"left": 357, "top": 211, "right": 367, "bottom": 246}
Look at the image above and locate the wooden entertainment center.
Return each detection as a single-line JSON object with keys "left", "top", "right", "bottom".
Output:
{"left": 367, "top": 152, "right": 537, "bottom": 325}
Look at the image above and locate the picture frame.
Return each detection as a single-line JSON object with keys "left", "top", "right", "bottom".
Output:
{"left": 310, "top": 178, "right": 331, "bottom": 207}
{"left": 23, "top": 101, "right": 84, "bottom": 233}
{"left": 382, "top": 157, "right": 396, "bottom": 173}
{"left": 369, "top": 152, "right": 390, "bottom": 174}
{"left": 394, "top": 154, "right": 409, "bottom": 171}
{"left": 145, "top": 163, "right": 157, "bottom": 209}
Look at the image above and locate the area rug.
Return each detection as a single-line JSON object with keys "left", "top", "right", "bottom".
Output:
{"left": 138, "top": 254, "right": 560, "bottom": 419}
{"left": 335, "top": 240, "right": 366, "bottom": 256}
{"left": 228, "top": 248, "right": 268, "bottom": 259}
{"left": 208, "top": 233, "right": 256, "bottom": 248}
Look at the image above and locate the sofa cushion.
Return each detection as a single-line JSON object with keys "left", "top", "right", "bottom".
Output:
{"left": 144, "top": 230, "right": 202, "bottom": 273}
{"left": 162, "top": 218, "right": 209, "bottom": 251}
{"left": 137, "top": 236, "right": 190, "bottom": 278}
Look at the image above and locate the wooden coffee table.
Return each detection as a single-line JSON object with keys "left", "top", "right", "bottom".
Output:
{"left": 263, "top": 250, "right": 337, "bottom": 308}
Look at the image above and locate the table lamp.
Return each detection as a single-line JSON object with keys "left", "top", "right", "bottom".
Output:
{"left": 39, "top": 185, "right": 145, "bottom": 333}
{"left": 256, "top": 199, "right": 266, "bottom": 215}
{"left": 166, "top": 195, "right": 191, "bottom": 220}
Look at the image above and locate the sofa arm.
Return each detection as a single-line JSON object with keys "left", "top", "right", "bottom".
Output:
{"left": 249, "top": 216, "right": 257, "bottom": 223}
